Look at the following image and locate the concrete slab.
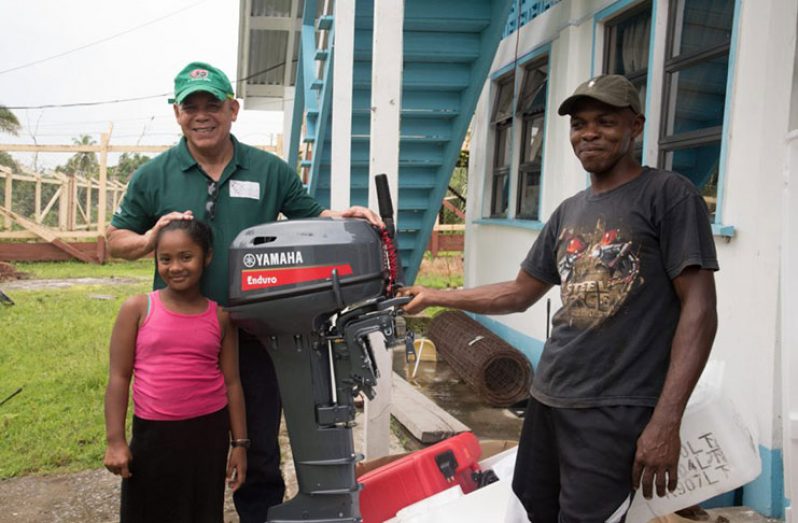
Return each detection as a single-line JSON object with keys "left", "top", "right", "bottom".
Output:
{"left": 648, "top": 507, "right": 780, "bottom": 523}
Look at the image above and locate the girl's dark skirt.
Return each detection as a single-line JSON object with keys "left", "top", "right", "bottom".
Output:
{"left": 120, "top": 406, "right": 229, "bottom": 523}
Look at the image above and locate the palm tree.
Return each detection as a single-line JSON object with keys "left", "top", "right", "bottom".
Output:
{"left": 0, "top": 105, "right": 20, "bottom": 135}
{"left": 58, "top": 135, "right": 99, "bottom": 178}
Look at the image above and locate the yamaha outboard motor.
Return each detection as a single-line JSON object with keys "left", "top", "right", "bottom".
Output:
{"left": 227, "top": 175, "right": 407, "bottom": 522}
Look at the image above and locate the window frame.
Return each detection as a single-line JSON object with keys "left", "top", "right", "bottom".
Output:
{"left": 592, "top": 0, "right": 740, "bottom": 235}
{"left": 657, "top": 0, "right": 736, "bottom": 223}
{"left": 602, "top": 1, "right": 652, "bottom": 87}
{"left": 602, "top": 1, "right": 653, "bottom": 163}
{"left": 489, "top": 73, "right": 516, "bottom": 218}
{"left": 515, "top": 56, "right": 549, "bottom": 221}
{"left": 485, "top": 45, "right": 551, "bottom": 223}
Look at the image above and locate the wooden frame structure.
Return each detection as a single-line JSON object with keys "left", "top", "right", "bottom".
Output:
{"left": 0, "top": 135, "right": 281, "bottom": 263}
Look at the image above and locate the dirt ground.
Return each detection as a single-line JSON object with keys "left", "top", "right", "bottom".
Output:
{"left": 0, "top": 410, "right": 403, "bottom": 523}
{"left": 0, "top": 261, "right": 27, "bottom": 282}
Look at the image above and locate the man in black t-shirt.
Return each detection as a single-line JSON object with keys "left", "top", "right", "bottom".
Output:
{"left": 400, "top": 75, "right": 718, "bottom": 521}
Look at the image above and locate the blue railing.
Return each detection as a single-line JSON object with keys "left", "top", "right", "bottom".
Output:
{"left": 288, "top": 0, "right": 335, "bottom": 194}
{"left": 503, "top": 0, "right": 561, "bottom": 36}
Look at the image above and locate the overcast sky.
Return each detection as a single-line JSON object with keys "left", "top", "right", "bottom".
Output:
{"left": 0, "top": 0, "right": 284, "bottom": 169}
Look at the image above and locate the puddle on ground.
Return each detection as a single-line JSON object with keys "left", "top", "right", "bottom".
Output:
{"left": 391, "top": 349, "right": 523, "bottom": 442}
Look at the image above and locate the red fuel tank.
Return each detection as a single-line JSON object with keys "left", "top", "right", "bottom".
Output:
{"left": 358, "top": 432, "right": 482, "bottom": 523}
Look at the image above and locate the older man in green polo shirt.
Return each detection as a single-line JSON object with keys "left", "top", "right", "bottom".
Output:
{"left": 106, "top": 61, "right": 381, "bottom": 523}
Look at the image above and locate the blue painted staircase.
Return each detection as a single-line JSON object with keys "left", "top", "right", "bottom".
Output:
{"left": 290, "top": 0, "right": 513, "bottom": 283}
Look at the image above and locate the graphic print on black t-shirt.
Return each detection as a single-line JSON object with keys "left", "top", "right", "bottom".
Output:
{"left": 556, "top": 217, "right": 642, "bottom": 329}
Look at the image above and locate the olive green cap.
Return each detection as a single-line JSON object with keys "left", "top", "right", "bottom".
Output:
{"left": 169, "top": 62, "right": 235, "bottom": 105}
{"left": 558, "top": 74, "right": 642, "bottom": 116}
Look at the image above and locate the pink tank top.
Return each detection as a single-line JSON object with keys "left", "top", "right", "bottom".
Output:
{"left": 133, "top": 291, "right": 227, "bottom": 421}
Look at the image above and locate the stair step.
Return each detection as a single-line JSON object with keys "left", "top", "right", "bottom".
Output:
{"left": 310, "top": 79, "right": 324, "bottom": 90}
{"left": 355, "top": 0, "right": 493, "bottom": 32}
{"left": 339, "top": 188, "right": 434, "bottom": 212}
{"left": 350, "top": 134, "right": 451, "bottom": 144}
{"left": 353, "top": 62, "right": 470, "bottom": 91}
{"left": 316, "top": 166, "right": 439, "bottom": 189}
{"left": 318, "top": 15, "right": 334, "bottom": 31}
{"left": 356, "top": 15, "right": 491, "bottom": 33}
{"left": 352, "top": 30, "right": 481, "bottom": 63}
{"left": 318, "top": 158, "right": 445, "bottom": 169}
{"left": 306, "top": 120, "right": 317, "bottom": 136}
{"left": 317, "top": 181, "right": 437, "bottom": 197}
{"left": 350, "top": 114, "right": 454, "bottom": 140}
{"left": 316, "top": 140, "right": 445, "bottom": 161}
{"left": 315, "top": 49, "right": 329, "bottom": 61}
{"left": 397, "top": 231, "right": 423, "bottom": 241}
{"left": 351, "top": 89, "right": 461, "bottom": 119}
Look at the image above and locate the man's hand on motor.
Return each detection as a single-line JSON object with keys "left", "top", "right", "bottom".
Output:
{"left": 397, "top": 285, "right": 441, "bottom": 315}
{"left": 632, "top": 418, "right": 681, "bottom": 499}
{"left": 323, "top": 206, "right": 384, "bottom": 228}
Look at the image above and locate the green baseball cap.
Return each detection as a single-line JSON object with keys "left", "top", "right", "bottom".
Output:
{"left": 558, "top": 74, "right": 642, "bottom": 116}
{"left": 169, "top": 61, "right": 235, "bottom": 105}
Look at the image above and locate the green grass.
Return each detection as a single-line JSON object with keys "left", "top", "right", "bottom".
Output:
{"left": 0, "top": 280, "right": 148, "bottom": 478}
{"left": 414, "top": 253, "right": 463, "bottom": 290}
{"left": 13, "top": 259, "right": 153, "bottom": 280}
{"left": 414, "top": 272, "right": 463, "bottom": 290}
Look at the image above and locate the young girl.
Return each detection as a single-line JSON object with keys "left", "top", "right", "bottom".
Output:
{"left": 103, "top": 219, "right": 247, "bottom": 523}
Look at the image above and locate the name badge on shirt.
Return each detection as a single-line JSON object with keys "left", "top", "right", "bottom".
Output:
{"left": 229, "top": 180, "right": 261, "bottom": 200}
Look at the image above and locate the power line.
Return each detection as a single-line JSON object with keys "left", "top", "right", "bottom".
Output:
{"left": 5, "top": 61, "right": 296, "bottom": 111}
{"left": 21, "top": 115, "right": 172, "bottom": 127}
{"left": 8, "top": 93, "right": 170, "bottom": 110}
{"left": 0, "top": 0, "right": 210, "bottom": 76}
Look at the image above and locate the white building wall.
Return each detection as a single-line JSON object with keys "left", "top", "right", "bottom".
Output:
{"left": 466, "top": 0, "right": 798, "bottom": 513}
{"left": 710, "top": 0, "right": 796, "bottom": 451}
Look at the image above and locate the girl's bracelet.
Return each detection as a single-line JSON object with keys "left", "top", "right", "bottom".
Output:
{"left": 231, "top": 438, "right": 251, "bottom": 449}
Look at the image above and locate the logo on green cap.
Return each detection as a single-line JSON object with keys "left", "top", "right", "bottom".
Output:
{"left": 170, "top": 61, "right": 234, "bottom": 105}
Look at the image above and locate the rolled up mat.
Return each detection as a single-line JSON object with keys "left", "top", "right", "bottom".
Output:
{"left": 427, "top": 310, "right": 531, "bottom": 407}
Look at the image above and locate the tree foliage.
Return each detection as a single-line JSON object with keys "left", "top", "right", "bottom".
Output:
{"left": 57, "top": 135, "right": 99, "bottom": 178}
{"left": 0, "top": 151, "right": 19, "bottom": 172}
{"left": 0, "top": 105, "right": 20, "bottom": 135}
{"left": 441, "top": 149, "right": 469, "bottom": 224}
{"left": 110, "top": 152, "right": 150, "bottom": 183}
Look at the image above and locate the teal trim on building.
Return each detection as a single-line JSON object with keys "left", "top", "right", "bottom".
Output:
{"left": 517, "top": 43, "right": 550, "bottom": 66}
{"left": 711, "top": 223, "right": 736, "bottom": 238}
{"left": 466, "top": 312, "right": 545, "bottom": 366}
{"left": 473, "top": 218, "right": 545, "bottom": 231}
{"left": 715, "top": 0, "right": 743, "bottom": 226}
{"left": 742, "top": 446, "right": 787, "bottom": 518}
{"left": 700, "top": 490, "right": 737, "bottom": 508}
{"left": 491, "top": 60, "right": 516, "bottom": 80}
{"left": 642, "top": 1, "right": 656, "bottom": 161}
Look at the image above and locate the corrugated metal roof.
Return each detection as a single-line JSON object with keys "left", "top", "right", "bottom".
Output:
{"left": 238, "top": 0, "right": 306, "bottom": 101}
